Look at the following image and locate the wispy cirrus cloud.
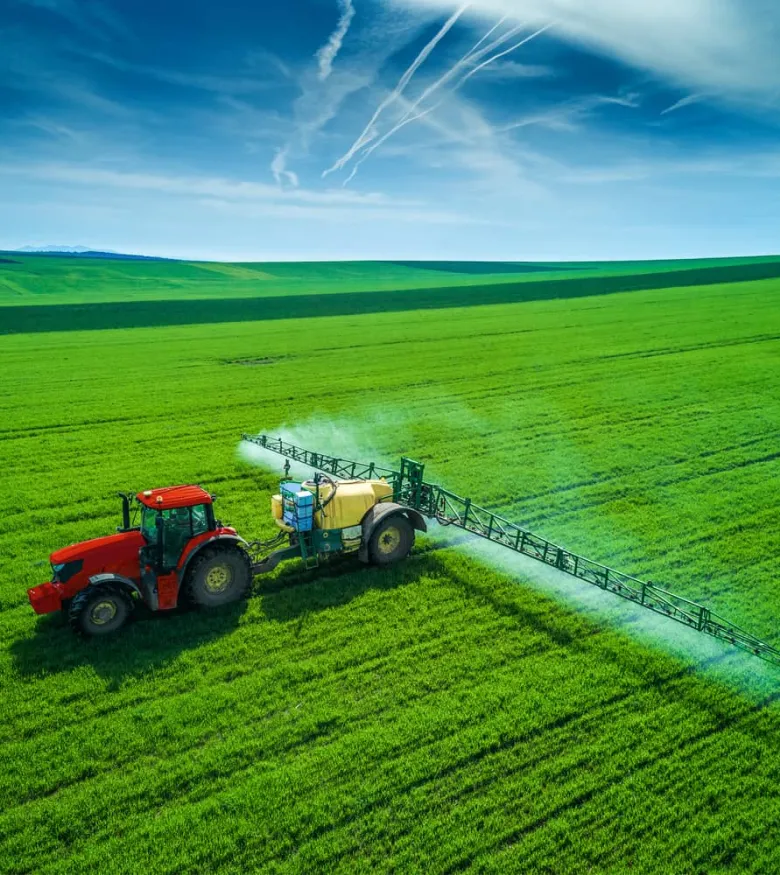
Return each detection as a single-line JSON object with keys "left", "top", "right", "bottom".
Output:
{"left": 17, "top": 0, "right": 128, "bottom": 42}
{"left": 271, "top": 4, "right": 431, "bottom": 186}
{"left": 474, "top": 59, "right": 554, "bottom": 79}
{"left": 270, "top": 147, "right": 299, "bottom": 187}
{"left": 0, "top": 161, "right": 486, "bottom": 228}
{"left": 86, "top": 51, "right": 280, "bottom": 97}
{"left": 4, "top": 161, "right": 476, "bottom": 214}
{"left": 394, "top": 1, "right": 780, "bottom": 105}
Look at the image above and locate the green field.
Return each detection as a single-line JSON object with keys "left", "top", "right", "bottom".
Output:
{"left": 2, "top": 256, "right": 780, "bottom": 873}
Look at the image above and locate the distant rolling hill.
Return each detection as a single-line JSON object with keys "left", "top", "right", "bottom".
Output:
{"left": 7, "top": 246, "right": 171, "bottom": 261}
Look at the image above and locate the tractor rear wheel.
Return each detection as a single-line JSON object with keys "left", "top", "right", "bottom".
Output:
{"left": 186, "top": 546, "right": 252, "bottom": 607}
{"left": 69, "top": 585, "right": 132, "bottom": 637}
{"left": 368, "top": 514, "right": 414, "bottom": 566}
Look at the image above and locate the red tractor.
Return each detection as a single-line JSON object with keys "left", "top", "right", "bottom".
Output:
{"left": 27, "top": 486, "right": 253, "bottom": 636}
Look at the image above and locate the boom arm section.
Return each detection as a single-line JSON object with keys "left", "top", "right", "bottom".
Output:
{"left": 242, "top": 433, "right": 780, "bottom": 667}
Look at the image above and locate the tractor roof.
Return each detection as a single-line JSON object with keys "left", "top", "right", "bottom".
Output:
{"left": 136, "top": 485, "right": 213, "bottom": 510}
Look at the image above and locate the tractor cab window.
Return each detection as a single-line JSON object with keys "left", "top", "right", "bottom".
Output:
{"left": 140, "top": 504, "right": 211, "bottom": 568}
{"left": 141, "top": 507, "right": 160, "bottom": 544}
{"left": 191, "top": 504, "right": 210, "bottom": 535}
{"left": 163, "top": 507, "right": 193, "bottom": 568}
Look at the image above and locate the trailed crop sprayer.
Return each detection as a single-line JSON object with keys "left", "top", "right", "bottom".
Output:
{"left": 27, "top": 434, "right": 780, "bottom": 668}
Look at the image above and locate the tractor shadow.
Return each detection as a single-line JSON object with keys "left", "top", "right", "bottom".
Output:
{"left": 10, "top": 600, "right": 248, "bottom": 687}
{"left": 256, "top": 543, "right": 447, "bottom": 624}
{"left": 10, "top": 550, "right": 423, "bottom": 686}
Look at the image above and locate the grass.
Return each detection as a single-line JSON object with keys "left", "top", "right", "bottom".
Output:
{"left": 1, "top": 257, "right": 779, "bottom": 872}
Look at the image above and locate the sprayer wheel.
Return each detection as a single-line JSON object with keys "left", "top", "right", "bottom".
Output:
{"left": 368, "top": 514, "right": 414, "bottom": 566}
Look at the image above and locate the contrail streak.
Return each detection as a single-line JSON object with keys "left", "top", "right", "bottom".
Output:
{"left": 317, "top": 0, "right": 356, "bottom": 81}
{"left": 341, "top": 103, "right": 442, "bottom": 185}
{"left": 345, "top": 22, "right": 554, "bottom": 179}
{"left": 453, "top": 23, "right": 554, "bottom": 91}
{"left": 349, "top": 20, "right": 529, "bottom": 172}
{"left": 384, "top": 21, "right": 527, "bottom": 130}
{"left": 463, "top": 14, "right": 509, "bottom": 56}
{"left": 323, "top": 3, "right": 470, "bottom": 177}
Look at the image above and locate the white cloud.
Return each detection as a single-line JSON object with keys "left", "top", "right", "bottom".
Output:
{"left": 499, "top": 93, "right": 640, "bottom": 133}
{"left": 381, "top": 92, "right": 551, "bottom": 201}
{"left": 392, "top": 0, "right": 780, "bottom": 105}
{"left": 271, "top": 7, "right": 432, "bottom": 187}
{"left": 475, "top": 59, "right": 554, "bottom": 79}
{"left": 87, "top": 51, "right": 278, "bottom": 96}
{"left": 316, "top": 0, "right": 357, "bottom": 81}
{"left": 5, "top": 162, "right": 445, "bottom": 209}
{"left": 199, "top": 197, "right": 488, "bottom": 225}
{"left": 270, "top": 148, "right": 300, "bottom": 187}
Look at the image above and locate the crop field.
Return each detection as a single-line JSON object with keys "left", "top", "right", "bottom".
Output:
{"left": 1, "top": 256, "right": 780, "bottom": 873}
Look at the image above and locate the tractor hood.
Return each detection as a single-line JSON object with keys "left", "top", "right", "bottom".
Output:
{"left": 51, "top": 530, "right": 146, "bottom": 565}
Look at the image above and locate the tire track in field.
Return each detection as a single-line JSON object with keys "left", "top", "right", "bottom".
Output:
{"left": 1, "top": 595, "right": 567, "bottom": 808}
{"left": 255, "top": 662, "right": 737, "bottom": 871}
{"left": 0, "top": 580, "right": 492, "bottom": 743}
{"left": 440, "top": 689, "right": 780, "bottom": 874}
{"left": 0, "top": 641, "right": 575, "bottom": 839}
{"left": 516, "top": 447, "right": 780, "bottom": 533}
{"left": 33, "top": 658, "right": 689, "bottom": 872}
{"left": 599, "top": 332, "right": 780, "bottom": 362}
{"left": 500, "top": 432, "right": 780, "bottom": 506}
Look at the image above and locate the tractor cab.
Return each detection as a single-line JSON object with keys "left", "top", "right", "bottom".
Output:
{"left": 135, "top": 486, "right": 217, "bottom": 571}
{"left": 133, "top": 486, "right": 220, "bottom": 611}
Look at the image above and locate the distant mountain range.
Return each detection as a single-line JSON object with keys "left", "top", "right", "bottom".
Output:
{"left": 9, "top": 246, "right": 172, "bottom": 261}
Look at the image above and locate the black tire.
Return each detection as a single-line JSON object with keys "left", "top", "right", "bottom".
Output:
{"left": 186, "top": 546, "right": 252, "bottom": 607}
{"left": 368, "top": 514, "right": 414, "bottom": 566}
{"left": 69, "top": 585, "right": 132, "bottom": 637}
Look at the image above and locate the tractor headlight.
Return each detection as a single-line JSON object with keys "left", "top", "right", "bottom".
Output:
{"left": 51, "top": 560, "right": 83, "bottom": 583}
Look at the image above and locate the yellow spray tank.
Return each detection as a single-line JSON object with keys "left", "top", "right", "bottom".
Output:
{"left": 301, "top": 478, "right": 393, "bottom": 529}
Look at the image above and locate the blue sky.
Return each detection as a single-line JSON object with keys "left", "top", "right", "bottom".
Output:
{"left": 2, "top": 0, "right": 780, "bottom": 261}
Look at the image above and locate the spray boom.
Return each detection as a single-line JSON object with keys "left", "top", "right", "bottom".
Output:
{"left": 242, "top": 432, "right": 780, "bottom": 669}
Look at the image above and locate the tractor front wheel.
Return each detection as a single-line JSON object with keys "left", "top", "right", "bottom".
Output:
{"left": 368, "top": 514, "right": 414, "bottom": 566}
{"left": 186, "top": 546, "right": 252, "bottom": 607}
{"left": 69, "top": 585, "right": 132, "bottom": 637}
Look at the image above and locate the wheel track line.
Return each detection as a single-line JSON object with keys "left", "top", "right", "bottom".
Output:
{"left": 439, "top": 689, "right": 780, "bottom": 874}
{"left": 0, "top": 618, "right": 565, "bottom": 810}
{"left": 0, "top": 593, "right": 510, "bottom": 747}
{"left": 257, "top": 667, "right": 698, "bottom": 869}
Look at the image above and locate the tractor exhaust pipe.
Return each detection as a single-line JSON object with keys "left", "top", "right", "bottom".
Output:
{"left": 117, "top": 493, "right": 131, "bottom": 532}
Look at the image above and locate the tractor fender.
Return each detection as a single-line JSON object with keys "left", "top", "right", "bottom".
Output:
{"left": 358, "top": 503, "right": 427, "bottom": 563}
{"left": 88, "top": 573, "right": 143, "bottom": 599}
{"left": 178, "top": 534, "right": 250, "bottom": 580}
